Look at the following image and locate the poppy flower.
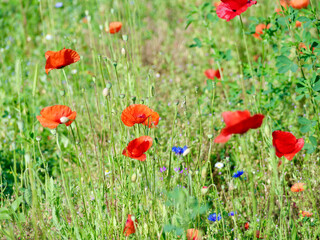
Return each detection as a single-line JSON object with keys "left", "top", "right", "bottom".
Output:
{"left": 291, "top": 182, "right": 305, "bottom": 192}
{"left": 121, "top": 104, "right": 159, "bottom": 128}
{"left": 295, "top": 21, "right": 302, "bottom": 28}
{"left": 272, "top": 131, "right": 304, "bottom": 161}
{"left": 45, "top": 48, "right": 80, "bottom": 74}
{"left": 244, "top": 222, "right": 249, "bottom": 230}
{"left": 290, "top": 0, "right": 309, "bottom": 9}
{"left": 122, "top": 136, "right": 153, "bottom": 161}
{"left": 123, "top": 214, "right": 137, "bottom": 237}
{"left": 300, "top": 211, "right": 312, "bottom": 217}
{"left": 216, "top": 0, "right": 257, "bottom": 22}
{"left": 204, "top": 69, "right": 222, "bottom": 80}
{"left": 253, "top": 24, "right": 270, "bottom": 39}
{"left": 187, "top": 229, "right": 202, "bottom": 240}
{"left": 108, "top": 22, "right": 122, "bottom": 34}
{"left": 214, "top": 110, "right": 264, "bottom": 143}
{"left": 37, "top": 105, "right": 77, "bottom": 129}
{"left": 275, "top": 0, "right": 288, "bottom": 15}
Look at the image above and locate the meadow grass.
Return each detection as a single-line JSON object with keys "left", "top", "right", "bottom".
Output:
{"left": 0, "top": 0, "right": 320, "bottom": 239}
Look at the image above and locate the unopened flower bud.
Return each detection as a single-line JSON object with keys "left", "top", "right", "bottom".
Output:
{"left": 208, "top": 134, "right": 213, "bottom": 139}
{"left": 182, "top": 148, "right": 190, "bottom": 156}
{"left": 121, "top": 48, "right": 126, "bottom": 55}
{"left": 60, "top": 117, "right": 70, "bottom": 124}
{"left": 201, "top": 167, "right": 207, "bottom": 179}
{"left": 102, "top": 88, "right": 109, "bottom": 97}
{"left": 119, "top": 94, "right": 125, "bottom": 99}
{"left": 195, "top": 86, "right": 199, "bottom": 93}
{"left": 122, "top": 35, "right": 128, "bottom": 41}
{"left": 131, "top": 173, "right": 137, "bottom": 182}
{"left": 201, "top": 186, "right": 209, "bottom": 195}
{"left": 36, "top": 136, "right": 42, "bottom": 142}
{"left": 131, "top": 96, "right": 136, "bottom": 103}
{"left": 60, "top": 90, "right": 65, "bottom": 96}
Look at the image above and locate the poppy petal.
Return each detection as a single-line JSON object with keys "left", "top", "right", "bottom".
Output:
{"left": 283, "top": 138, "right": 304, "bottom": 160}
{"left": 214, "top": 131, "right": 232, "bottom": 143}
{"left": 222, "top": 110, "right": 251, "bottom": 127}
{"left": 40, "top": 105, "right": 73, "bottom": 122}
{"left": 65, "top": 111, "right": 77, "bottom": 126}
{"left": 123, "top": 214, "right": 136, "bottom": 236}
{"left": 223, "top": 114, "right": 264, "bottom": 135}
{"left": 123, "top": 136, "right": 153, "bottom": 161}
{"left": 272, "top": 131, "right": 298, "bottom": 155}
{"left": 109, "top": 22, "right": 122, "bottom": 34}
{"left": 143, "top": 111, "right": 160, "bottom": 128}
{"left": 36, "top": 116, "right": 60, "bottom": 129}
{"left": 45, "top": 48, "right": 80, "bottom": 74}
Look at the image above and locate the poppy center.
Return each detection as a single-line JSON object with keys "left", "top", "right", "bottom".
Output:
{"left": 137, "top": 114, "right": 146, "bottom": 119}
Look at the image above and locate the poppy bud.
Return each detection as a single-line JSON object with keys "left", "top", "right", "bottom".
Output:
{"left": 106, "top": 82, "right": 112, "bottom": 89}
{"left": 208, "top": 134, "right": 213, "bottom": 139}
{"left": 201, "top": 186, "right": 209, "bottom": 195}
{"left": 25, "top": 153, "right": 31, "bottom": 164}
{"left": 195, "top": 86, "right": 199, "bottom": 93}
{"left": 121, "top": 48, "right": 126, "bottom": 55}
{"left": 140, "top": 99, "right": 144, "bottom": 104}
{"left": 131, "top": 173, "right": 137, "bottom": 182}
{"left": 131, "top": 96, "right": 136, "bottom": 103}
{"left": 60, "top": 117, "right": 70, "bottom": 124}
{"left": 113, "top": 61, "right": 117, "bottom": 68}
{"left": 244, "top": 222, "right": 249, "bottom": 230}
{"left": 174, "top": 100, "right": 179, "bottom": 105}
{"left": 119, "top": 94, "right": 125, "bottom": 99}
{"left": 151, "top": 86, "right": 155, "bottom": 97}
{"left": 60, "top": 90, "right": 65, "bottom": 96}
{"left": 122, "top": 35, "right": 128, "bottom": 41}
{"left": 201, "top": 167, "right": 207, "bottom": 179}
{"left": 102, "top": 88, "right": 110, "bottom": 97}
{"left": 36, "top": 136, "right": 42, "bottom": 141}
{"left": 182, "top": 148, "right": 190, "bottom": 156}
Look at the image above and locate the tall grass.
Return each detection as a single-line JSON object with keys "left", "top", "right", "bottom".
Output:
{"left": 0, "top": 0, "right": 319, "bottom": 239}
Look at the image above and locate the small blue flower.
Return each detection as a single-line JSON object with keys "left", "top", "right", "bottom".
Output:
{"left": 172, "top": 146, "right": 188, "bottom": 155}
{"left": 55, "top": 2, "right": 63, "bottom": 8}
{"left": 208, "top": 213, "right": 222, "bottom": 222}
{"left": 233, "top": 170, "right": 244, "bottom": 178}
{"left": 228, "top": 211, "right": 237, "bottom": 216}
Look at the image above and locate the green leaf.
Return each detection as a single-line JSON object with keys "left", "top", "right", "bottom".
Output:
{"left": 300, "top": 125, "right": 310, "bottom": 133}
{"left": 309, "top": 136, "right": 317, "bottom": 146}
{"left": 276, "top": 55, "right": 298, "bottom": 74}
{"left": 11, "top": 196, "right": 23, "bottom": 212}
{"left": 298, "top": 117, "right": 310, "bottom": 125}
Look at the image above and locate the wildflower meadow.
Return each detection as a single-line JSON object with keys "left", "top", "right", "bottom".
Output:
{"left": 1, "top": 0, "right": 320, "bottom": 239}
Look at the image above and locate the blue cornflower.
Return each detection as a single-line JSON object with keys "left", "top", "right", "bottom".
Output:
{"left": 208, "top": 213, "right": 222, "bottom": 222}
{"left": 55, "top": 2, "right": 63, "bottom": 8}
{"left": 232, "top": 170, "right": 244, "bottom": 178}
{"left": 172, "top": 146, "right": 188, "bottom": 155}
{"left": 228, "top": 211, "right": 237, "bottom": 216}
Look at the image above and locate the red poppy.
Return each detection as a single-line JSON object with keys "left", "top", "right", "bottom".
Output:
{"left": 272, "top": 131, "right": 304, "bottom": 161}
{"left": 295, "top": 21, "right": 302, "bottom": 28}
{"left": 45, "top": 48, "right": 80, "bottom": 74}
{"left": 108, "top": 22, "right": 122, "bottom": 34}
{"left": 253, "top": 24, "right": 270, "bottom": 39}
{"left": 123, "top": 214, "right": 137, "bottom": 236}
{"left": 121, "top": 104, "right": 159, "bottom": 128}
{"left": 204, "top": 69, "right": 222, "bottom": 80}
{"left": 291, "top": 183, "right": 305, "bottom": 192}
{"left": 214, "top": 110, "right": 264, "bottom": 143}
{"left": 300, "top": 211, "right": 312, "bottom": 217}
{"left": 216, "top": 0, "right": 257, "bottom": 22}
{"left": 290, "top": 0, "right": 309, "bottom": 9}
{"left": 244, "top": 222, "right": 249, "bottom": 230}
{"left": 187, "top": 229, "right": 202, "bottom": 240}
{"left": 37, "top": 105, "right": 77, "bottom": 129}
{"left": 122, "top": 136, "right": 153, "bottom": 161}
